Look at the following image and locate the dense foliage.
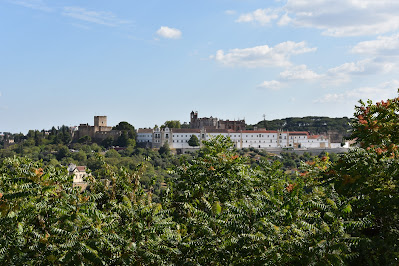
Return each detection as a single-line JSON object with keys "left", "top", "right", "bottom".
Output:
{"left": 250, "top": 116, "right": 353, "bottom": 141}
{"left": 1, "top": 94, "right": 398, "bottom": 264}
{"left": 323, "top": 96, "right": 399, "bottom": 264}
{"left": 1, "top": 138, "right": 359, "bottom": 265}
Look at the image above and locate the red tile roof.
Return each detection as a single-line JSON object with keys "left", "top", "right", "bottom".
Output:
{"left": 206, "top": 129, "right": 233, "bottom": 133}
{"left": 138, "top": 128, "right": 153, "bottom": 133}
{"left": 308, "top": 135, "right": 327, "bottom": 139}
{"left": 240, "top": 130, "right": 278, "bottom": 133}
{"left": 76, "top": 166, "right": 86, "bottom": 172}
{"left": 289, "top": 131, "right": 309, "bottom": 135}
{"left": 171, "top": 129, "right": 201, "bottom": 133}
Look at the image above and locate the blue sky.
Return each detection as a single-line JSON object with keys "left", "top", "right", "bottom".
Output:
{"left": 1, "top": 0, "right": 399, "bottom": 133}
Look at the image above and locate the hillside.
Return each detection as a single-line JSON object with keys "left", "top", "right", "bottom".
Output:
{"left": 248, "top": 116, "right": 353, "bottom": 142}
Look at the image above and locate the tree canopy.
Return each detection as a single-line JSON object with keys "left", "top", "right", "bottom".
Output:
{"left": 250, "top": 116, "right": 353, "bottom": 142}
{"left": 113, "top": 122, "right": 136, "bottom": 147}
{"left": 161, "top": 120, "right": 181, "bottom": 129}
{"left": 188, "top": 134, "right": 200, "bottom": 147}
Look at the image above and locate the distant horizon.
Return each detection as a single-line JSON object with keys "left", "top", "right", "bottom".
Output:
{"left": 1, "top": 112, "right": 353, "bottom": 134}
{"left": 1, "top": 1, "right": 398, "bottom": 134}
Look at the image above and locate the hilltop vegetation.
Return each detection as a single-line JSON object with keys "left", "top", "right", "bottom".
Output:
{"left": 249, "top": 116, "right": 353, "bottom": 141}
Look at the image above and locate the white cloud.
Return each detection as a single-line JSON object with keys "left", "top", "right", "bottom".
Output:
{"left": 255, "top": 64, "right": 321, "bottom": 91}
{"left": 352, "top": 33, "right": 399, "bottom": 55}
{"left": 279, "top": 65, "right": 321, "bottom": 80}
{"left": 156, "top": 26, "right": 182, "bottom": 39}
{"left": 62, "top": 7, "right": 130, "bottom": 27}
{"left": 314, "top": 93, "right": 346, "bottom": 103}
{"left": 225, "top": 10, "right": 236, "bottom": 15}
{"left": 315, "top": 80, "right": 399, "bottom": 103}
{"left": 277, "top": 13, "right": 292, "bottom": 26}
{"left": 283, "top": 0, "right": 399, "bottom": 36}
{"left": 257, "top": 80, "right": 282, "bottom": 90}
{"left": 273, "top": 58, "right": 396, "bottom": 90}
{"left": 327, "top": 59, "right": 374, "bottom": 79}
{"left": 212, "top": 41, "right": 316, "bottom": 68}
{"left": 326, "top": 58, "right": 396, "bottom": 84}
{"left": 236, "top": 8, "right": 279, "bottom": 25}
{"left": 9, "top": 0, "right": 52, "bottom": 12}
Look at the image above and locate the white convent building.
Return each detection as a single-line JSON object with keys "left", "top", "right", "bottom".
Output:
{"left": 137, "top": 127, "right": 341, "bottom": 150}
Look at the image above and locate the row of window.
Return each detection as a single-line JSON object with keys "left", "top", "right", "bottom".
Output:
{"left": 149, "top": 134, "right": 308, "bottom": 139}
{"left": 140, "top": 133, "right": 307, "bottom": 139}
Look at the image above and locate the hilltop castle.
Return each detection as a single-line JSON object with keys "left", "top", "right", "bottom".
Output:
{"left": 190, "top": 111, "right": 246, "bottom": 130}
{"left": 76, "top": 116, "right": 121, "bottom": 141}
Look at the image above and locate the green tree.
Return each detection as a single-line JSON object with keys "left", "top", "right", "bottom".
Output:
{"left": 113, "top": 121, "right": 136, "bottom": 139}
{"left": 59, "top": 125, "right": 72, "bottom": 144}
{"left": 101, "top": 136, "right": 114, "bottom": 148}
{"left": 105, "top": 149, "right": 121, "bottom": 158}
{"left": 72, "top": 150, "right": 87, "bottom": 163}
{"left": 187, "top": 134, "right": 200, "bottom": 147}
{"left": 115, "top": 131, "right": 129, "bottom": 147}
{"left": 78, "top": 135, "right": 92, "bottom": 145}
{"left": 0, "top": 156, "right": 179, "bottom": 265}
{"left": 34, "top": 130, "right": 43, "bottom": 146}
{"left": 169, "top": 136, "right": 356, "bottom": 264}
{"left": 159, "top": 141, "right": 171, "bottom": 155}
{"left": 324, "top": 94, "right": 399, "bottom": 265}
{"left": 161, "top": 120, "right": 181, "bottom": 129}
{"left": 56, "top": 145, "right": 70, "bottom": 160}
{"left": 113, "top": 122, "right": 136, "bottom": 148}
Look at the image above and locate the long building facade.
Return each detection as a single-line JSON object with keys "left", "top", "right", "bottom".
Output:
{"left": 137, "top": 127, "right": 340, "bottom": 150}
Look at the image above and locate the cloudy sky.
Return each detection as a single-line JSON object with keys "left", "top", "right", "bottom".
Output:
{"left": 1, "top": 0, "right": 399, "bottom": 133}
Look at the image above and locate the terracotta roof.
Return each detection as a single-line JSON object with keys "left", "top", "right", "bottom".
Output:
{"left": 138, "top": 128, "right": 153, "bottom": 133}
{"left": 205, "top": 129, "right": 232, "bottom": 133}
{"left": 76, "top": 166, "right": 86, "bottom": 172}
{"left": 289, "top": 131, "right": 309, "bottom": 135}
{"left": 171, "top": 129, "right": 201, "bottom": 133}
{"left": 240, "top": 130, "right": 278, "bottom": 133}
{"left": 308, "top": 135, "right": 327, "bottom": 139}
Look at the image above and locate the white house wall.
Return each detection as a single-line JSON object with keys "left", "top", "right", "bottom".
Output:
{"left": 136, "top": 128, "right": 333, "bottom": 150}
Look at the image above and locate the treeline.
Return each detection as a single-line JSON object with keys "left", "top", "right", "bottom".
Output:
{"left": 249, "top": 116, "right": 353, "bottom": 137}
{"left": 0, "top": 120, "right": 326, "bottom": 202}
{"left": 0, "top": 133, "right": 321, "bottom": 202}
{"left": 1, "top": 125, "right": 73, "bottom": 147}
{"left": 0, "top": 121, "right": 138, "bottom": 149}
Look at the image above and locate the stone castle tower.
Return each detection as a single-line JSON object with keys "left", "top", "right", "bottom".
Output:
{"left": 94, "top": 116, "right": 107, "bottom": 127}
{"left": 190, "top": 111, "right": 198, "bottom": 126}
